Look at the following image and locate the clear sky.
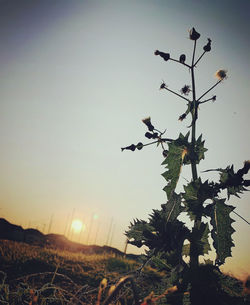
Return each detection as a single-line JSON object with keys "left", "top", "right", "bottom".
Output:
{"left": 0, "top": 0, "right": 249, "bottom": 278}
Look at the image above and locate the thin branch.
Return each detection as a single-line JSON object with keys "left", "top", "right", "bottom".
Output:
{"left": 197, "top": 80, "right": 222, "bottom": 102}
{"left": 163, "top": 87, "right": 191, "bottom": 102}
{"left": 194, "top": 51, "right": 206, "bottom": 67}
{"left": 232, "top": 210, "right": 250, "bottom": 225}
{"left": 142, "top": 138, "right": 173, "bottom": 148}
{"left": 199, "top": 97, "right": 215, "bottom": 104}
{"left": 169, "top": 57, "right": 191, "bottom": 69}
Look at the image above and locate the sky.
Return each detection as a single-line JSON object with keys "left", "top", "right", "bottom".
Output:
{"left": 0, "top": 0, "right": 249, "bottom": 278}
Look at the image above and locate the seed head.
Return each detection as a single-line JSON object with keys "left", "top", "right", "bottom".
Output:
{"left": 180, "top": 85, "right": 191, "bottom": 96}
{"left": 212, "top": 95, "right": 216, "bottom": 102}
{"left": 215, "top": 69, "right": 227, "bottom": 80}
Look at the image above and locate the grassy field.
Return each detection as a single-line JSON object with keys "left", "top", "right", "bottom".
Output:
{"left": 0, "top": 240, "right": 165, "bottom": 304}
{"left": 0, "top": 239, "right": 248, "bottom": 304}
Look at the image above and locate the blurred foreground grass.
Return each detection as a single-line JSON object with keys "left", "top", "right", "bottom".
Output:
{"left": 0, "top": 240, "right": 163, "bottom": 304}
{"left": 0, "top": 240, "right": 248, "bottom": 304}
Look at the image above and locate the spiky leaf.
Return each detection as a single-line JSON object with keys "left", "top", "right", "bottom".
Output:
{"left": 219, "top": 165, "right": 247, "bottom": 198}
{"left": 162, "top": 133, "right": 189, "bottom": 199}
{"left": 182, "top": 223, "right": 210, "bottom": 257}
{"left": 183, "top": 178, "right": 215, "bottom": 220}
{"left": 151, "top": 192, "right": 183, "bottom": 224}
{"left": 192, "top": 222, "right": 211, "bottom": 255}
{"left": 126, "top": 219, "right": 154, "bottom": 248}
{"left": 206, "top": 199, "right": 235, "bottom": 265}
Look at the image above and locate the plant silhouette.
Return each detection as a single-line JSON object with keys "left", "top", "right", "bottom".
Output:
{"left": 122, "top": 27, "right": 250, "bottom": 305}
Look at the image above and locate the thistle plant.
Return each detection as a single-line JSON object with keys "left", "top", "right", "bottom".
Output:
{"left": 122, "top": 28, "right": 250, "bottom": 304}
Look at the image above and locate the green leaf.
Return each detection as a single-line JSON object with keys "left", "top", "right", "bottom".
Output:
{"left": 125, "top": 219, "right": 154, "bottom": 248}
{"left": 196, "top": 222, "right": 211, "bottom": 255}
{"left": 151, "top": 192, "right": 183, "bottom": 224}
{"left": 183, "top": 178, "right": 215, "bottom": 219}
{"left": 162, "top": 133, "right": 189, "bottom": 199}
{"left": 184, "top": 223, "right": 211, "bottom": 257}
{"left": 194, "top": 134, "right": 207, "bottom": 164}
{"left": 219, "top": 165, "right": 247, "bottom": 198}
{"left": 206, "top": 199, "right": 235, "bottom": 265}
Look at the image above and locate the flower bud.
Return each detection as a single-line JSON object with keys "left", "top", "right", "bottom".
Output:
{"left": 145, "top": 132, "right": 153, "bottom": 139}
{"left": 152, "top": 132, "right": 158, "bottom": 139}
{"left": 189, "top": 27, "right": 200, "bottom": 40}
{"left": 154, "top": 50, "right": 170, "bottom": 61}
{"left": 121, "top": 144, "right": 136, "bottom": 152}
{"left": 136, "top": 142, "right": 143, "bottom": 150}
{"left": 179, "top": 54, "right": 186, "bottom": 63}
{"left": 203, "top": 38, "right": 211, "bottom": 52}
{"left": 162, "top": 150, "right": 168, "bottom": 158}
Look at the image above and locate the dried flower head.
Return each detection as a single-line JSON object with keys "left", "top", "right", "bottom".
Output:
{"left": 180, "top": 85, "right": 191, "bottom": 95}
{"left": 142, "top": 117, "right": 154, "bottom": 131}
{"left": 215, "top": 69, "right": 227, "bottom": 80}
{"left": 212, "top": 95, "right": 216, "bottom": 102}
{"left": 160, "top": 82, "right": 166, "bottom": 90}
{"left": 244, "top": 160, "right": 250, "bottom": 173}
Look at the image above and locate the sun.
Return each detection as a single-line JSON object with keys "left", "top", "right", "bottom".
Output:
{"left": 71, "top": 219, "right": 83, "bottom": 233}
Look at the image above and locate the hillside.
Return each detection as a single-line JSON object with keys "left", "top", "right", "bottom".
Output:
{"left": 0, "top": 218, "right": 136, "bottom": 258}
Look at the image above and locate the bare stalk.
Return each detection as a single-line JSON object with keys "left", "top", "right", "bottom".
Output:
{"left": 163, "top": 87, "right": 191, "bottom": 102}
{"left": 190, "top": 39, "right": 200, "bottom": 271}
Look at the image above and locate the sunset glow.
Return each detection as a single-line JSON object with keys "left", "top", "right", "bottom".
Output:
{"left": 71, "top": 219, "right": 84, "bottom": 233}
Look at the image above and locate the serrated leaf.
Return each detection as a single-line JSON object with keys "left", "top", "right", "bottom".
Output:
{"left": 125, "top": 219, "right": 154, "bottom": 248}
{"left": 219, "top": 166, "right": 246, "bottom": 198}
{"left": 162, "top": 133, "right": 189, "bottom": 199}
{"left": 183, "top": 178, "right": 215, "bottom": 219}
{"left": 198, "top": 223, "right": 211, "bottom": 255}
{"left": 194, "top": 134, "right": 208, "bottom": 163}
{"left": 151, "top": 193, "right": 183, "bottom": 224}
{"left": 206, "top": 199, "right": 235, "bottom": 265}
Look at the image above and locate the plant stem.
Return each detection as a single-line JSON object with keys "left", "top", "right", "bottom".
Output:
{"left": 190, "top": 40, "right": 200, "bottom": 271}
